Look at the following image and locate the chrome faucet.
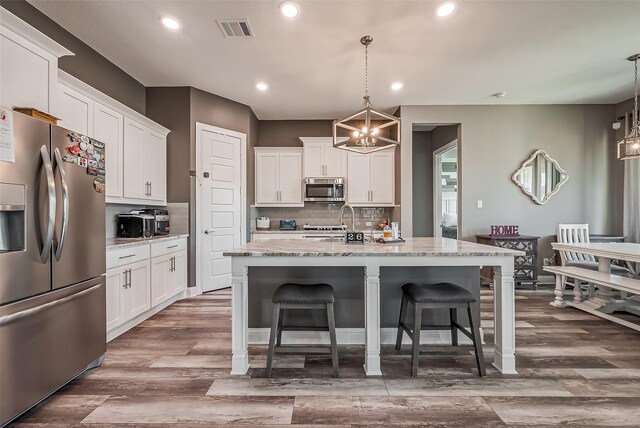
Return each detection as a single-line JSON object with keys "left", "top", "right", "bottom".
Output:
{"left": 339, "top": 203, "right": 356, "bottom": 231}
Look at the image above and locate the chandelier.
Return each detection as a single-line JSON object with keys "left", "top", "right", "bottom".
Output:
{"left": 618, "top": 53, "right": 640, "bottom": 161}
{"left": 333, "top": 35, "right": 400, "bottom": 154}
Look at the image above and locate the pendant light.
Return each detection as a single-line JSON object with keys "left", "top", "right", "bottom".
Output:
{"left": 333, "top": 36, "right": 400, "bottom": 154}
{"left": 618, "top": 54, "right": 640, "bottom": 161}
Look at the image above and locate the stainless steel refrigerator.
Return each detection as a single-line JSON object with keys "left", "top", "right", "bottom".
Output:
{"left": 0, "top": 112, "right": 106, "bottom": 426}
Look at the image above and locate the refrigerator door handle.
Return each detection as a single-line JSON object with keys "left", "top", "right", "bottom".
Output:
{"left": 0, "top": 284, "right": 101, "bottom": 326}
{"left": 53, "top": 148, "right": 69, "bottom": 261}
{"left": 40, "top": 145, "right": 56, "bottom": 263}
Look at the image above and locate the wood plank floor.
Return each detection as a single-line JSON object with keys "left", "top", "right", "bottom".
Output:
{"left": 11, "top": 286, "right": 640, "bottom": 427}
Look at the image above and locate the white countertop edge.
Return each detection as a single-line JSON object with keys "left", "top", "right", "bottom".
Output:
{"left": 106, "top": 234, "right": 189, "bottom": 251}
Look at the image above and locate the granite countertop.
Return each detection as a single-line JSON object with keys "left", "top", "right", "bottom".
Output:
{"left": 106, "top": 234, "right": 189, "bottom": 250}
{"left": 223, "top": 237, "right": 525, "bottom": 257}
{"left": 251, "top": 229, "right": 389, "bottom": 235}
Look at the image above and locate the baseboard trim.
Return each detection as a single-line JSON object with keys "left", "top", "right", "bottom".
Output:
{"left": 248, "top": 327, "right": 480, "bottom": 346}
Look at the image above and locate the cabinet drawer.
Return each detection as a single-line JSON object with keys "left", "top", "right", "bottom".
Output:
{"left": 151, "top": 238, "right": 187, "bottom": 258}
{"left": 107, "top": 244, "right": 150, "bottom": 269}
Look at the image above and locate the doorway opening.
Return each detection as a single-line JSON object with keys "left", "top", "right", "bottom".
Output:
{"left": 434, "top": 142, "right": 458, "bottom": 238}
{"left": 411, "top": 124, "right": 460, "bottom": 238}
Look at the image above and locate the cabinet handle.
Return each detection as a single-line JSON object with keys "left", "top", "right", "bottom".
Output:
{"left": 149, "top": 182, "right": 152, "bottom": 197}
{"left": 167, "top": 244, "right": 178, "bottom": 249}
{"left": 119, "top": 254, "right": 136, "bottom": 259}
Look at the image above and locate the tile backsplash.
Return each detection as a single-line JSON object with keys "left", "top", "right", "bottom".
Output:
{"left": 252, "top": 205, "right": 395, "bottom": 230}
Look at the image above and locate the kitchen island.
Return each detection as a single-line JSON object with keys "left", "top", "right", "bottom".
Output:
{"left": 224, "top": 237, "right": 524, "bottom": 376}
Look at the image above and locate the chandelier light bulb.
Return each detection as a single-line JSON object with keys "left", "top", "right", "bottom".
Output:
{"left": 361, "top": 126, "right": 368, "bottom": 134}
{"left": 372, "top": 128, "right": 379, "bottom": 135}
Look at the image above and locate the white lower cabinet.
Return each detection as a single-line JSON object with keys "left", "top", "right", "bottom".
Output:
{"left": 151, "top": 249, "right": 187, "bottom": 307}
{"left": 106, "top": 237, "right": 188, "bottom": 341}
{"left": 105, "top": 259, "right": 150, "bottom": 331}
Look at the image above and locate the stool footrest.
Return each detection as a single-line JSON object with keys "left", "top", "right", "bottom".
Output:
{"left": 279, "top": 326, "right": 330, "bottom": 332}
{"left": 275, "top": 345, "right": 331, "bottom": 354}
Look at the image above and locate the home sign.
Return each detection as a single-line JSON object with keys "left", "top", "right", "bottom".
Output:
{"left": 490, "top": 225, "right": 520, "bottom": 237}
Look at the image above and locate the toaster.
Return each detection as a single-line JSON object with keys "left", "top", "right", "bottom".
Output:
{"left": 117, "top": 214, "right": 154, "bottom": 238}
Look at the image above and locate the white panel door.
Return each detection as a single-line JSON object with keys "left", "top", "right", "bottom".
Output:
{"left": 170, "top": 251, "right": 188, "bottom": 296}
{"left": 347, "top": 152, "right": 370, "bottom": 204}
{"left": 94, "top": 102, "right": 124, "bottom": 198}
{"left": 150, "top": 255, "right": 171, "bottom": 307}
{"left": 201, "top": 127, "right": 242, "bottom": 292}
{"left": 144, "top": 130, "right": 166, "bottom": 202}
{"left": 278, "top": 152, "right": 303, "bottom": 204}
{"left": 57, "top": 85, "right": 93, "bottom": 136}
{"left": 324, "top": 144, "right": 346, "bottom": 177}
{"left": 123, "top": 118, "right": 147, "bottom": 199}
{"left": 303, "top": 142, "right": 324, "bottom": 177}
{"left": 369, "top": 150, "right": 395, "bottom": 205}
{"left": 0, "top": 32, "right": 51, "bottom": 112}
{"left": 125, "top": 260, "right": 151, "bottom": 320}
{"left": 105, "top": 267, "right": 125, "bottom": 331}
{"left": 255, "top": 152, "right": 278, "bottom": 204}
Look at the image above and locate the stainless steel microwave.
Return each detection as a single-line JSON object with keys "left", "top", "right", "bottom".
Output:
{"left": 304, "top": 178, "right": 345, "bottom": 202}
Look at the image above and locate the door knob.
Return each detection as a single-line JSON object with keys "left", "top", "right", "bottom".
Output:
{"left": 204, "top": 229, "right": 214, "bottom": 235}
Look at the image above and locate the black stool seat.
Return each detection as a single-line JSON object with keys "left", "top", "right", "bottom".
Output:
{"left": 272, "top": 283, "right": 335, "bottom": 304}
{"left": 401, "top": 282, "right": 476, "bottom": 304}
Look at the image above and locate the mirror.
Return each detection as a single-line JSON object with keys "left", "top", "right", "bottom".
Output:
{"left": 512, "top": 150, "right": 568, "bottom": 205}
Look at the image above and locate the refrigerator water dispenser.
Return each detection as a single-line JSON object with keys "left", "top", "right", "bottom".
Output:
{"left": 0, "top": 183, "right": 26, "bottom": 253}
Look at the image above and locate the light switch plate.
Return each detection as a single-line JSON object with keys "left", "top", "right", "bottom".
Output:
{"left": 477, "top": 200, "right": 483, "bottom": 209}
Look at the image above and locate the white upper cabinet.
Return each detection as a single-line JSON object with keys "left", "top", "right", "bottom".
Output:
{"left": 144, "top": 129, "right": 166, "bottom": 202}
{"left": 93, "top": 102, "right": 124, "bottom": 198}
{"left": 56, "top": 71, "right": 169, "bottom": 206}
{"left": 57, "top": 84, "right": 93, "bottom": 135}
{"left": 347, "top": 149, "right": 395, "bottom": 206}
{"left": 123, "top": 118, "right": 147, "bottom": 200}
{"left": 1, "top": 10, "right": 72, "bottom": 114}
{"left": 255, "top": 148, "right": 303, "bottom": 207}
{"left": 300, "top": 137, "right": 347, "bottom": 178}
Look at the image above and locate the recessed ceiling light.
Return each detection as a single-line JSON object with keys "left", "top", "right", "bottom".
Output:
{"left": 161, "top": 16, "right": 181, "bottom": 31}
{"left": 391, "top": 82, "right": 404, "bottom": 91}
{"left": 256, "top": 82, "right": 269, "bottom": 91}
{"left": 280, "top": 1, "right": 300, "bottom": 18}
{"left": 435, "top": 1, "right": 457, "bottom": 17}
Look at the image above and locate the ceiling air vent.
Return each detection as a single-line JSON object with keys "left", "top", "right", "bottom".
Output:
{"left": 217, "top": 19, "right": 254, "bottom": 38}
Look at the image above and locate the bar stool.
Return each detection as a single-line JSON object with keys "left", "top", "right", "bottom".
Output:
{"left": 266, "top": 283, "right": 339, "bottom": 377}
{"left": 395, "top": 282, "right": 486, "bottom": 377}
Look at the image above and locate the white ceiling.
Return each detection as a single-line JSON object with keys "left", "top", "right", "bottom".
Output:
{"left": 29, "top": 0, "right": 640, "bottom": 120}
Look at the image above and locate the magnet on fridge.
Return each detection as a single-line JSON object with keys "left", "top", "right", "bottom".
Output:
{"left": 97, "top": 168, "right": 105, "bottom": 176}
{"left": 87, "top": 159, "right": 98, "bottom": 168}
{"left": 93, "top": 176, "right": 105, "bottom": 193}
{"left": 92, "top": 151, "right": 101, "bottom": 160}
{"left": 97, "top": 161, "right": 105, "bottom": 169}
{"left": 87, "top": 165, "right": 98, "bottom": 176}
{"left": 92, "top": 140, "right": 105, "bottom": 149}
{"left": 68, "top": 145, "right": 81, "bottom": 155}
{"left": 62, "top": 155, "right": 76, "bottom": 163}
{"left": 77, "top": 157, "right": 88, "bottom": 167}
{"left": 79, "top": 141, "right": 88, "bottom": 151}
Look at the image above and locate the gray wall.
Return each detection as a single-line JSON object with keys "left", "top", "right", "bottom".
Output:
{"left": 401, "top": 105, "right": 619, "bottom": 272}
{"left": 612, "top": 98, "right": 636, "bottom": 236}
{"left": 412, "top": 130, "right": 433, "bottom": 237}
{"left": 145, "top": 87, "right": 192, "bottom": 203}
{"left": 1, "top": 1, "right": 146, "bottom": 114}
{"left": 258, "top": 120, "right": 333, "bottom": 147}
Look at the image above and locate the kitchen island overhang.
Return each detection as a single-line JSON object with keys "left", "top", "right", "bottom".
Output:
{"left": 224, "top": 237, "right": 524, "bottom": 376}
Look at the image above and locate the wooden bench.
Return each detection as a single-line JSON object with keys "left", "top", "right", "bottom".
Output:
{"left": 544, "top": 265, "right": 640, "bottom": 331}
